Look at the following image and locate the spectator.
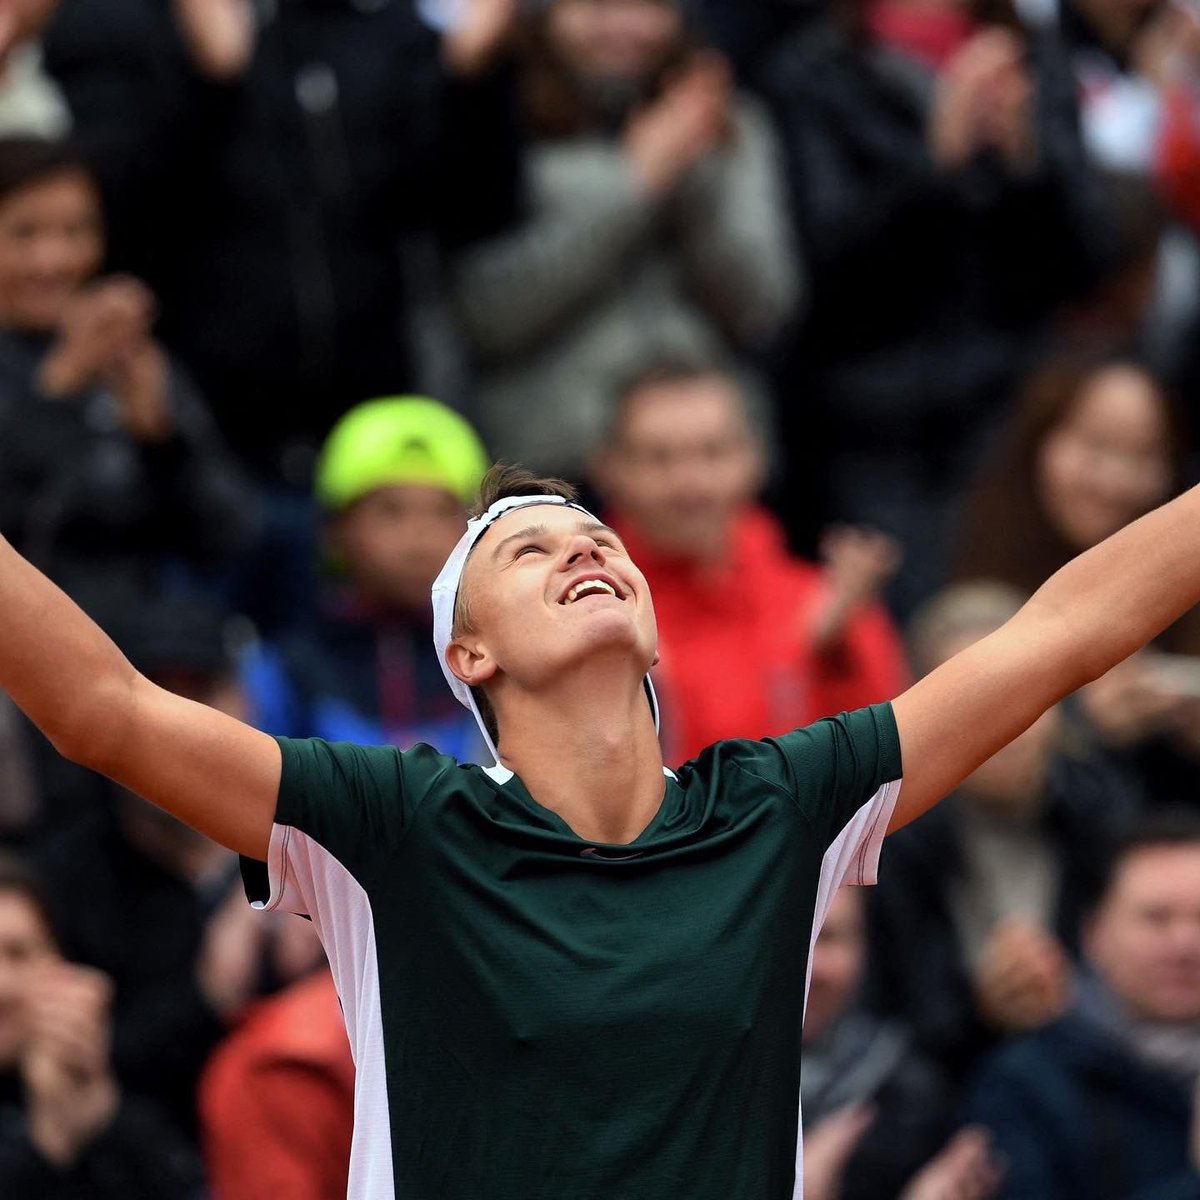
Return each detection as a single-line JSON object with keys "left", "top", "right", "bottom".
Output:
{"left": 0, "top": 851, "right": 203, "bottom": 1197}
{"left": 968, "top": 810, "right": 1200, "bottom": 1199}
{"left": 246, "top": 396, "right": 491, "bottom": 762}
{"left": 42, "top": 0, "right": 522, "bottom": 475}
{"left": 0, "top": 0, "right": 68, "bottom": 136}
{"left": 762, "top": 0, "right": 1115, "bottom": 613}
{"left": 454, "top": 0, "right": 799, "bottom": 479}
{"left": 200, "top": 968, "right": 355, "bottom": 1200}
{"left": 40, "top": 0, "right": 522, "bottom": 634}
{"left": 590, "top": 362, "right": 907, "bottom": 763}
{"left": 0, "top": 136, "right": 258, "bottom": 631}
{"left": 1054, "top": 0, "right": 1200, "bottom": 178}
{"left": 802, "top": 885, "right": 1002, "bottom": 1200}
{"left": 1047, "top": 0, "right": 1200, "bottom": 396}
{"left": 954, "top": 344, "right": 1200, "bottom": 807}
{"left": 866, "top": 582, "right": 1121, "bottom": 1081}
{"left": 37, "top": 595, "right": 325, "bottom": 1140}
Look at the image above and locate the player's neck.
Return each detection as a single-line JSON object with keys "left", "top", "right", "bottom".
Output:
{"left": 496, "top": 672, "right": 665, "bottom": 846}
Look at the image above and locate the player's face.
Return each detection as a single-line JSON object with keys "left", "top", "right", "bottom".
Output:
{"left": 0, "top": 169, "right": 103, "bottom": 332}
{"left": 1086, "top": 845, "right": 1200, "bottom": 1023}
{"left": 453, "top": 503, "right": 658, "bottom": 694}
{"left": 0, "top": 890, "right": 57, "bottom": 1068}
{"left": 1036, "top": 364, "right": 1172, "bottom": 552}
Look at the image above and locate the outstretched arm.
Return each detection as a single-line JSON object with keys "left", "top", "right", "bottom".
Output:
{"left": 0, "top": 534, "right": 278, "bottom": 858}
{"left": 890, "top": 484, "right": 1200, "bottom": 832}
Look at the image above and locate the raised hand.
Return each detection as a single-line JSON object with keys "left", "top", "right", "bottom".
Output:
{"left": 442, "top": 0, "right": 520, "bottom": 78}
{"left": 1133, "top": 0, "right": 1200, "bottom": 89}
{"left": 22, "top": 962, "right": 120, "bottom": 1167}
{"left": 623, "top": 51, "right": 732, "bottom": 198}
{"left": 38, "top": 276, "right": 157, "bottom": 399}
{"left": 803, "top": 1104, "right": 875, "bottom": 1200}
{"left": 171, "top": 0, "right": 256, "bottom": 80}
{"left": 819, "top": 526, "right": 902, "bottom": 614}
{"left": 973, "top": 919, "right": 1070, "bottom": 1033}
{"left": 929, "top": 29, "right": 1033, "bottom": 173}
{"left": 900, "top": 1127, "right": 1004, "bottom": 1200}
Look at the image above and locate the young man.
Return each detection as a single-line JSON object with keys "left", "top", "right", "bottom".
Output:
{"left": 591, "top": 362, "right": 906, "bottom": 761}
{"left": 3, "top": 462, "right": 1200, "bottom": 1198}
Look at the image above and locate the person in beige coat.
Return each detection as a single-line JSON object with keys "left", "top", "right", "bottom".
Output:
{"left": 454, "top": 0, "right": 800, "bottom": 478}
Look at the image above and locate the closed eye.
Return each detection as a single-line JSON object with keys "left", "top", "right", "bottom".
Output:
{"left": 515, "top": 544, "right": 544, "bottom": 558}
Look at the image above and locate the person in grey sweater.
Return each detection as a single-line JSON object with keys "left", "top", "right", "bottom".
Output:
{"left": 454, "top": 0, "right": 800, "bottom": 478}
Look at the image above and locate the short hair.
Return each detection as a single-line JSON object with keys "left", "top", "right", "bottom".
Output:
{"left": 0, "top": 851, "right": 57, "bottom": 948}
{"left": 459, "top": 463, "right": 578, "bottom": 748}
{"left": 606, "top": 357, "right": 737, "bottom": 445}
{"left": 467, "top": 462, "right": 575, "bottom": 521}
{"left": 0, "top": 137, "right": 94, "bottom": 208}
{"left": 1091, "top": 808, "right": 1200, "bottom": 910}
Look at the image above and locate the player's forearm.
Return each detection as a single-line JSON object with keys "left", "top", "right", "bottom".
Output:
{"left": 0, "top": 534, "right": 138, "bottom": 766}
{"left": 1023, "top": 482, "right": 1200, "bottom": 686}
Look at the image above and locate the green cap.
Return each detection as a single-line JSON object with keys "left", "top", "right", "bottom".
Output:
{"left": 315, "top": 396, "right": 490, "bottom": 511}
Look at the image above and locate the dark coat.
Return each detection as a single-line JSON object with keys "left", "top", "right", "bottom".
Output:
{"left": 967, "top": 1013, "right": 1200, "bottom": 1200}
{"left": 864, "top": 757, "right": 1123, "bottom": 1082}
{"left": 803, "top": 1012, "right": 956, "bottom": 1199}
{"left": 0, "top": 1075, "right": 204, "bottom": 1199}
{"left": 760, "top": 21, "right": 1116, "bottom": 573}
{"left": 0, "top": 329, "right": 257, "bottom": 629}
{"left": 36, "top": 810, "right": 243, "bottom": 1139}
{"left": 44, "top": 0, "right": 522, "bottom": 472}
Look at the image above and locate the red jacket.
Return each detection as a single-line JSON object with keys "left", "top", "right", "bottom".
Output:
{"left": 200, "top": 971, "right": 354, "bottom": 1200}
{"left": 611, "top": 507, "right": 909, "bottom": 764}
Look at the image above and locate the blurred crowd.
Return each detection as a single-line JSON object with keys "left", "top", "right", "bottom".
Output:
{"left": 2, "top": 0, "right": 1200, "bottom": 1196}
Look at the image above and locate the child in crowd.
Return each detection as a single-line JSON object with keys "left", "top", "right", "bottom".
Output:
{"left": 590, "top": 361, "right": 907, "bottom": 763}
{"left": 246, "top": 397, "right": 491, "bottom": 763}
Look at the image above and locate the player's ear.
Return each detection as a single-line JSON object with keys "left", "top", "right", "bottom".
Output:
{"left": 446, "top": 636, "right": 497, "bottom": 689}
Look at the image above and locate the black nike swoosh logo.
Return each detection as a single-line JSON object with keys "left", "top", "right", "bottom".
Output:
{"left": 580, "top": 847, "right": 644, "bottom": 861}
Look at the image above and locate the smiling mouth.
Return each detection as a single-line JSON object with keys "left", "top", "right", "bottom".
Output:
{"left": 561, "top": 579, "right": 623, "bottom": 604}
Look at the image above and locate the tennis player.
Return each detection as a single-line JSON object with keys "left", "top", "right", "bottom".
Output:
{"left": 2, "top": 461, "right": 1196, "bottom": 1199}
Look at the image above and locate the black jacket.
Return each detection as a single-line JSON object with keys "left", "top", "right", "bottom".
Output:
{"left": 803, "top": 1011, "right": 955, "bottom": 1199}
{"left": 762, "top": 22, "right": 1115, "bottom": 505}
{"left": 36, "top": 809, "right": 243, "bottom": 1139}
{"left": 44, "top": 0, "right": 522, "bottom": 472}
{"left": 0, "top": 1075, "right": 203, "bottom": 1200}
{"left": 967, "top": 1011, "right": 1200, "bottom": 1200}
{"left": 0, "top": 329, "right": 257, "bottom": 630}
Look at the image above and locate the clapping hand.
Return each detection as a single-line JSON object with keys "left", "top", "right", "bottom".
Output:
{"left": 929, "top": 29, "right": 1036, "bottom": 174}
{"left": 624, "top": 51, "right": 732, "bottom": 198}
{"left": 22, "top": 962, "right": 120, "bottom": 1168}
{"left": 900, "top": 1127, "right": 1004, "bottom": 1200}
{"left": 973, "top": 919, "right": 1070, "bottom": 1033}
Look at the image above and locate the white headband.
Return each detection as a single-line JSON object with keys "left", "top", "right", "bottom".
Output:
{"left": 431, "top": 494, "right": 660, "bottom": 765}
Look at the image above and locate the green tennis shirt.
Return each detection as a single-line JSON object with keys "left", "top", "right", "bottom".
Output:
{"left": 243, "top": 703, "right": 902, "bottom": 1200}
